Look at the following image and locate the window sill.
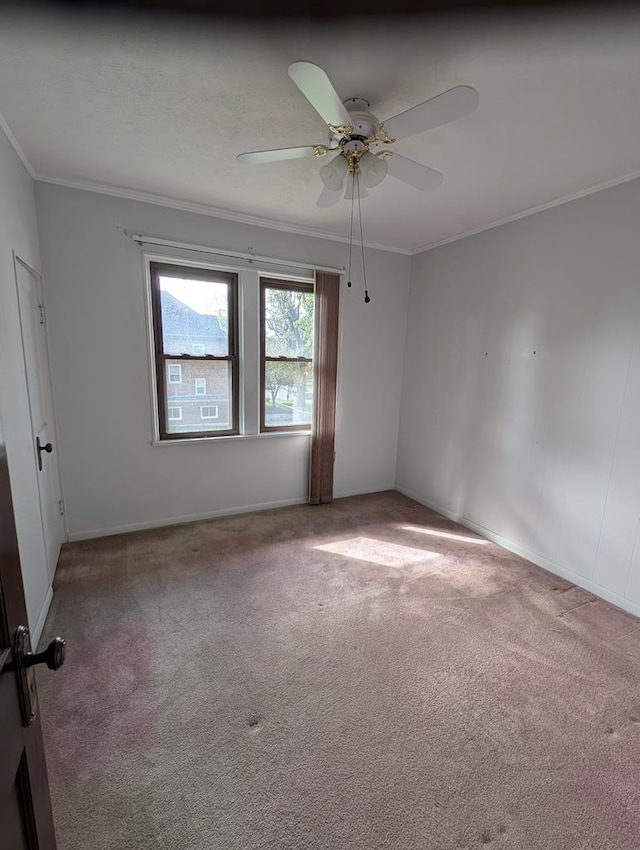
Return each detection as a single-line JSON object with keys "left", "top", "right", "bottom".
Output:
{"left": 151, "top": 430, "right": 311, "bottom": 446}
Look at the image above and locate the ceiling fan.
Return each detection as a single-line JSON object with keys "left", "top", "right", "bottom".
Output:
{"left": 237, "top": 61, "right": 479, "bottom": 206}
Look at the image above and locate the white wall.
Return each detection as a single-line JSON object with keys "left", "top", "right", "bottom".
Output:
{"left": 36, "top": 184, "right": 410, "bottom": 540}
{"left": 0, "top": 129, "right": 52, "bottom": 639}
{"left": 397, "top": 177, "right": 640, "bottom": 617}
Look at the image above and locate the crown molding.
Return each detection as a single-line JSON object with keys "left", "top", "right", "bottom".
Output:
{"left": 34, "top": 174, "right": 412, "bottom": 255}
{"left": 25, "top": 158, "right": 640, "bottom": 258}
{"left": 411, "top": 167, "right": 640, "bottom": 255}
{"left": 0, "top": 108, "right": 35, "bottom": 178}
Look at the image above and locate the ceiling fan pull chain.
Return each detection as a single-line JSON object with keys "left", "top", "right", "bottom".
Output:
{"left": 356, "top": 171, "right": 370, "bottom": 304}
{"left": 347, "top": 175, "right": 355, "bottom": 288}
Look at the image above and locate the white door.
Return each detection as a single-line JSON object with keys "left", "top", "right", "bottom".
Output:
{"left": 14, "top": 256, "right": 66, "bottom": 581}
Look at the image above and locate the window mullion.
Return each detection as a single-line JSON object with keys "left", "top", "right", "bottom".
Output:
{"left": 239, "top": 270, "right": 260, "bottom": 435}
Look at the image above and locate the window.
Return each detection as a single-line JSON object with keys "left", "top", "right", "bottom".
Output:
{"left": 260, "top": 278, "right": 314, "bottom": 432}
{"left": 201, "top": 405, "right": 219, "bottom": 419}
{"left": 149, "top": 262, "right": 238, "bottom": 439}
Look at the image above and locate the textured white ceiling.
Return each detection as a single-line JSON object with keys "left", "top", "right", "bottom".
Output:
{"left": 1, "top": 8, "right": 640, "bottom": 252}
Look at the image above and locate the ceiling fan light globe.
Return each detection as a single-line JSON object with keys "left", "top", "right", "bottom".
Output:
{"left": 361, "top": 151, "right": 388, "bottom": 189}
{"left": 319, "top": 154, "right": 349, "bottom": 191}
{"left": 344, "top": 174, "right": 368, "bottom": 200}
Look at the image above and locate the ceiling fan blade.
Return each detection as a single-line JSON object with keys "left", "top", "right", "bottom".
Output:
{"left": 387, "top": 154, "right": 444, "bottom": 191}
{"left": 383, "top": 86, "right": 479, "bottom": 141}
{"left": 316, "top": 185, "right": 343, "bottom": 208}
{"left": 288, "top": 61, "right": 351, "bottom": 128}
{"left": 237, "top": 146, "right": 324, "bottom": 164}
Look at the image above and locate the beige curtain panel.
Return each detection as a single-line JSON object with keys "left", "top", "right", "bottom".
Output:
{"left": 309, "top": 271, "right": 340, "bottom": 504}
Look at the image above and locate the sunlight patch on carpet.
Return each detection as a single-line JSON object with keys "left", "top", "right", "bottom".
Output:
{"left": 315, "top": 536, "right": 440, "bottom": 568}
{"left": 401, "top": 525, "right": 489, "bottom": 545}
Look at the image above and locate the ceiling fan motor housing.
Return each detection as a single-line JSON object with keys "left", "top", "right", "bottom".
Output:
{"left": 328, "top": 98, "right": 380, "bottom": 145}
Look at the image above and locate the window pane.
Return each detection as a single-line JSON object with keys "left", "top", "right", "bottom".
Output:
{"left": 264, "top": 287, "right": 314, "bottom": 358}
{"left": 159, "top": 275, "right": 229, "bottom": 356}
{"left": 264, "top": 361, "right": 313, "bottom": 428}
{"left": 165, "top": 359, "right": 232, "bottom": 433}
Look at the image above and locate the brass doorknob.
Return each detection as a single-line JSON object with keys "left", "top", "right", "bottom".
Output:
{"left": 24, "top": 637, "right": 66, "bottom": 671}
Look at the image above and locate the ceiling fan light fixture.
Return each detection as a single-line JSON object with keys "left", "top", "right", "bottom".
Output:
{"left": 238, "top": 61, "right": 479, "bottom": 308}
{"left": 344, "top": 173, "right": 368, "bottom": 200}
{"left": 360, "top": 151, "right": 389, "bottom": 189}
{"left": 319, "top": 153, "right": 349, "bottom": 191}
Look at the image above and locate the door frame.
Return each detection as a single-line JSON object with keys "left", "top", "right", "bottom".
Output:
{"left": 13, "top": 252, "right": 67, "bottom": 581}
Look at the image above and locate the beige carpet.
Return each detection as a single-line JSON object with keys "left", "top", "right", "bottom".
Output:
{"left": 38, "top": 491, "right": 640, "bottom": 849}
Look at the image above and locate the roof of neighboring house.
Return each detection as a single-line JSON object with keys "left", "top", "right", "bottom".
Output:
{"left": 161, "top": 291, "right": 226, "bottom": 351}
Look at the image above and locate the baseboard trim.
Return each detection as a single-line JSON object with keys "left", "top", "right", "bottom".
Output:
{"left": 333, "top": 485, "right": 395, "bottom": 499}
{"left": 31, "top": 585, "right": 53, "bottom": 649}
{"left": 69, "top": 487, "right": 401, "bottom": 541}
{"left": 395, "top": 485, "right": 640, "bottom": 620}
{"left": 67, "top": 496, "right": 310, "bottom": 541}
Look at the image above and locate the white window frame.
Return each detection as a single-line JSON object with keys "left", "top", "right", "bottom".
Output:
{"left": 168, "top": 363, "right": 182, "bottom": 384}
{"left": 200, "top": 405, "right": 219, "bottom": 420}
{"left": 192, "top": 343, "right": 205, "bottom": 355}
{"left": 195, "top": 377, "right": 207, "bottom": 396}
{"left": 168, "top": 406, "right": 182, "bottom": 420}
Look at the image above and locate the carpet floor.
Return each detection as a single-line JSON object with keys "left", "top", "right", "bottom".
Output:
{"left": 38, "top": 491, "right": 640, "bottom": 849}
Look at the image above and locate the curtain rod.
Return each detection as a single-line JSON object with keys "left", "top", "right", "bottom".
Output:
{"left": 130, "top": 234, "right": 345, "bottom": 275}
